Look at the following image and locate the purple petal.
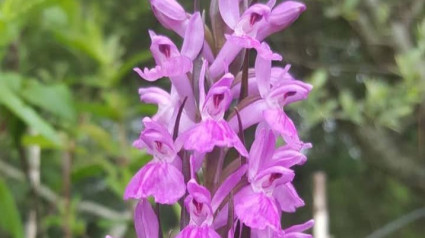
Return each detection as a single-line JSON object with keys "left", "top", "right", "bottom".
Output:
{"left": 234, "top": 4, "right": 271, "bottom": 37}
{"left": 273, "top": 183, "right": 305, "bottom": 213}
{"left": 124, "top": 162, "right": 185, "bottom": 204}
{"left": 257, "top": 1, "right": 306, "bottom": 40}
{"left": 150, "top": 0, "right": 186, "bottom": 21}
{"left": 271, "top": 145, "right": 307, "bottom": 168}
{"left": 134, "top": 199, "right": 159, "bottom": 238}
{"left": 138, "top": 87, "right": 171, "bottom": 105}
{"left": 234, "top": 186, "right": 281, "bottom": 230}
{"left": 181, "top": 12, "right": 204, "bottom": 60}
{"left": 263, "top": 108, "right": 303, "bottom": 149}
{"left": 251, "top": 228, "right": 283, "bottom": 238}
{"left": 150, "top": 0, "right": 188, "bottom": 35}
{"left": 134, "top": 66, "right": 164, "bottom": 81}
{"left": 253, "top": 166, "right": 295, "bottom": 190}
{"left": 267, "top": 80, "right": 312, "bottom": 106}
{"left": 176, "top": 225, "right": 220, "bottom": 238}
{"left": 228, "top": 98, "right": 269, "bottom": 133}
{"left": 256, "top": 42, "right": 282, "bottom": 61}
{"left": 137, "top": 117, "right": 176, "bottom": 160}
{"left": 168, "top": 74, "right": 197, "bottom": 120}
{"left": 149, "top": 31, "right": 181, "bottom": 65}
{"left": 187, "top": 179, "right": 212, "bottom": 204}
{"left": 185, "top": 180, "right": 214, "bottom": 226}
{"left": 209, "top": 39, "right": 242, "bottom": 80}
{"left": 284, "top": 219, "right": 314, "bottom": 233}
{"left": 176, "top": 119, "right": 248, "bottom": 157}
{"left": 255, "top": 50, "right": 271, "bottom": 98}
{"left": 225, "top": 34, "right": 261, "bottom": 50}
{"left": 248, "top": 125, "right": 276, "bottom": 180}
{"left": 211, "top": 164, "right": 248, "bottom": 212}
{"left": 268, "top": 1, "right": 306, "bottom": 27}
{"left": 161, "top": 55, "right": 193, "bottom": 77}
{"left": 219, "top": 0, "right": 240, "bottom": 29}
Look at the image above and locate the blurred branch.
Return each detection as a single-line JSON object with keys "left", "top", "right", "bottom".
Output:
{"left": 0, "top": 159, "right": 130, "bottom": 221}
{"left": 313, "top": 172, "right": 330, "bottom": 238}
{"left": 350, "top": 124, "right": 425, "bottom": 193}
{"left": 365, "top": 207, "right": 425, "bottom": 238}
{"left": 26, "top": 130, "right": 40, "bottom": 238}
{"left": 62, "top": 149, "right": 72, "bottom": 238}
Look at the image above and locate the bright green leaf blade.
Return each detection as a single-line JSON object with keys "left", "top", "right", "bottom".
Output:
{"left": 0, "top": 80, "right": 62, "bottom": 146}
{"left": 20, "top": 81, "right": 76, "bottom": 122}
{"left": 0, "top": 178, "right": 24, "bottom": 238}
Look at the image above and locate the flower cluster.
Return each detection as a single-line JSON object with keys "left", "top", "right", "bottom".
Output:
{"left": 122, "top": 0, "right": 314, "bottom": 237}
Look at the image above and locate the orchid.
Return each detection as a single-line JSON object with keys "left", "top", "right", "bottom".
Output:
{"left": 124, "top": 118, "right": 185, "bottom": 204}
{"left": 124, "top": 0, "right": 314, "bottom": 237}
{"left": 209, "top": 0, "right": 306, "bottom": 79}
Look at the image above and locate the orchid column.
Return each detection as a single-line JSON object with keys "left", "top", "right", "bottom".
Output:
{"left": 124, "top": 0, "right": 314, "bottom": 237}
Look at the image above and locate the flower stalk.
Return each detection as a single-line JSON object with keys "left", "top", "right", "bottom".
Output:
{"left": 118, "top": 0, "right": 315, "bottom": 237}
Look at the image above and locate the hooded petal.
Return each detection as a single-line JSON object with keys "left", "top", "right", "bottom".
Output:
{"left": 257, "top": 1, "right": 306, "bottom": 41}
{"left": 269, "top": 1, "right": 306, "bottom": 25}
{"left": 273, "top": 183, "right": 304, "bottom": 213}
{"left": 267, "top": 80, "right": 312, "bottom": 107}
{"left": 135, "top": 117, "right": 176, "bottom": 161}
{"left": 219, "top": 0, "right": 240, "bottom": 29}
{"left": 234, "top": 185, "right": 280, "bottom": 230}
{"left": 252, "top": 166, "right": 295, "bottom": 193}
{"left": 181, "top": 12, "right": 204, "bottom": 60}
{"left": 150, "top": 0, "right": 188, "bottom": 35}
{"left": 150, "top": 0, "right": 186, "bottom": 21}
{"left": 149, "top": 31, "right": 181, "bottom": 65}
{"left": 185, "top": 180, "right": 214, "bottom": 226}
{"left": 176, "top": 119, "right": 248, "bottom": 157}
{"left": 124, "top": 162, "right": 185, "bottom": 204}
{"left": 176, "top": 225, "right": 221, "bottom": 238}
{"left": 134, "top": 199, "right": 159, "bottom": 238}
{"left": 234, "top": 4, "right": 271, "bottom": 37}
{"left": 201, "top": 73, "right": 234, "bottom": 120}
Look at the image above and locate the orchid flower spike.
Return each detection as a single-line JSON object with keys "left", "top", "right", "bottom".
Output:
{"left": 126, "top": 0, "right": 314, "bottom": 237}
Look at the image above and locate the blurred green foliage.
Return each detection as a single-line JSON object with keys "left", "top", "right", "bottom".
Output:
{"left": 0, "top": 0, "right": 424, "bottom": 237}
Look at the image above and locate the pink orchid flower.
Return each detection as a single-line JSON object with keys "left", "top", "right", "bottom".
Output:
{"left": 124, "top": 118, "right": 185, "bottom": 204}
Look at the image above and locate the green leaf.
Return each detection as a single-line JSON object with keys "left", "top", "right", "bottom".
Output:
{"left": 20, "top": 81, "right": 76, "bottom": 122}
{"left": 0, "top": 178, "right": 24, "bottom": 238}
{"left": 0, "top": 79, "right": 62, "bottom": 146}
